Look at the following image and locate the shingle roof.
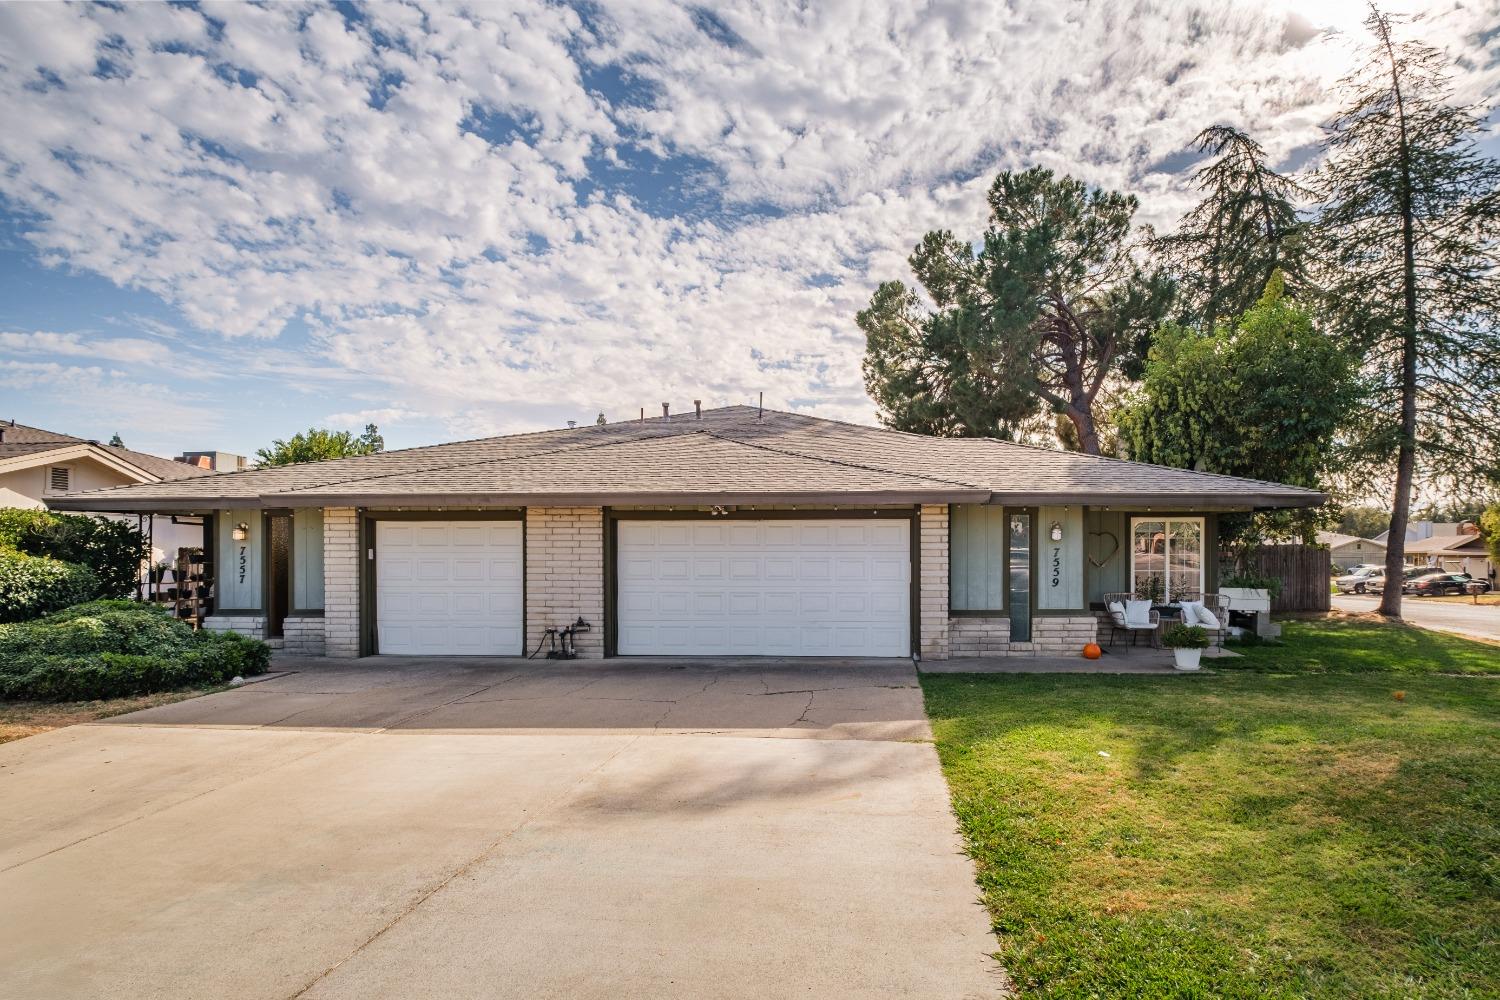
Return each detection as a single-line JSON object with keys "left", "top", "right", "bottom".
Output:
{"left": 0, "top": 422, "right": 212, "bottom": 482}
{"left": 46, "top": 405, "right": 1326, "bottom": 511}
{"left": 1317, "top": 532, "right": 1385, "bottom": 549}
{"left": 1403, "top": 532, "right": 1486, "bottom": 555}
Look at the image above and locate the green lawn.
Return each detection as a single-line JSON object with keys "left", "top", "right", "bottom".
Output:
{"left": 923, "top": 619, "right": 1499, "bottom": 999}
{"left": 1224, "top": 617, "right": 1499, "bottom": 674}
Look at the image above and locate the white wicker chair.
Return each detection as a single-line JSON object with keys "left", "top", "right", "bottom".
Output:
{"left": 1104, "top": 593, "right": 1160, "bottom": 649}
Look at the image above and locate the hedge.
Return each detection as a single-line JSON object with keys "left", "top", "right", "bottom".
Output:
{"left": 0, "top": 550, "right": 100, "bottom": 623}
{"left": 0, "top": 601, "right": 271, "bottom": 702}
{"left": 0, "top": 508, "right": 147, "bottom": 620}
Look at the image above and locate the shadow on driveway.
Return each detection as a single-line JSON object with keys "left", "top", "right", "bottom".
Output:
{"left": 99, "top": 655, "right": 931, "bottom": 741}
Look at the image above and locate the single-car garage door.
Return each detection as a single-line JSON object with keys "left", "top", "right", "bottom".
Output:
{"left": 375, "top": 520, "right": 523, "bottom": 655}
{"left": 616, "top": 519, "right": 910, "bottom": 656}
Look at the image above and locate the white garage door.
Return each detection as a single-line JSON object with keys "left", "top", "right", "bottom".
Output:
{"left": 616, "top": 519, "right": 910, "bottom": 656}
{"left": 375, "top": 520, "right": 523, "bottom": 655}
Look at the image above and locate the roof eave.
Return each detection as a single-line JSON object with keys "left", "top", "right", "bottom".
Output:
{"left": 992, "top": 490, "right": 1328, "bottom": 510}
{"left": 278, "top": 488, "right": 991, "bottom": 507}
{"left": 45, "top": 495, "right": 259, "bottom": 513}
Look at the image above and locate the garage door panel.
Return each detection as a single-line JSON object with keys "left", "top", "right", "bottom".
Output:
{"left": 727, "top": 592, "right": 760, "bottom": 613}
{"left": 617, "top": 518, "right": 909, "bottom": 657}
{"left": 376, "top": 520, "right": 522, "bottom": 655}
{"left": 762, "top": 524, "right": 795, "bottom": 545}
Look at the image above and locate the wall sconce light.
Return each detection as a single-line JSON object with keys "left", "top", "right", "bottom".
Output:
{"left": 1049, "top": 521, "right": 1064, "bottom": 542}
{"left": 231, "top": 522, "right": 250, "bottom": 542}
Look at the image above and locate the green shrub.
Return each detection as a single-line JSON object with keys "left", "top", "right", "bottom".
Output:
{"left": 1162, "top": 623, "right": 1210, "bottom": 649}
{"left": 0, "top": 550, "right": 100, "bottom": 623}
{"left": 0, "top": 508, "right": 146, "bottom": 599}
{"left": 1221, "top": 571, "right": 1285, "bottom": 599}
{"left": 0, "top": 601, "right": 271, "bottom": 701}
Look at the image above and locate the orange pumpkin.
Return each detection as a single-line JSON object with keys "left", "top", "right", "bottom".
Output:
{"left": 1082, "top": 643, "right": 1102, "bottom": 660}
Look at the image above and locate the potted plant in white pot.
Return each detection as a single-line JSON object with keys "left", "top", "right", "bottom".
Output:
{"left": 1161, "top": 623, "right": 1209, "bottom": 671}
{"left": 1221, "top": 573, "right": 1281, "bottom": 615}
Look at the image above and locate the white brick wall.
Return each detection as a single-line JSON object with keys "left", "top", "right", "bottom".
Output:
{"left": 919, "top": 504, "right": 949, "bottom": 659}
{"left": 323, "top": 506, "right": 360, "bottom": 658}
{"left": 525, "top": 506, "right": 604, "bottom": 659}
{"left": 1032, "top": 616, "right": 1101, "bottom": 654}
{"left": 203, "top": 615, "right": 266, "bottom": 640}
{"left": 947, "top": 615, "right": 1100, "bottom": 657}
{"left": 949, "top": 616, "right": 1010, "bottom": 656}
{"left": 282, "top": 616, "right": 326, "bottom": 656}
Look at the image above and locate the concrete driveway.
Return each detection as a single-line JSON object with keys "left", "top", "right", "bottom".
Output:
{"left": 1332, "top": 593, "right": 1500, "bottom": 642}
{"left": 0, "top": 657, "right": 1003, "bottom": 999}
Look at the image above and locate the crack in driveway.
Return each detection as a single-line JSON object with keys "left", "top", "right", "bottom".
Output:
{"left": 285, "top": 735, "right": 643, "bottom": 999}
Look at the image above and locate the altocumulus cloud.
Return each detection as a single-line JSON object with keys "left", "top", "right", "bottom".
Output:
{"left": 0, "top": 0, "right": 1495, "bottom": 440}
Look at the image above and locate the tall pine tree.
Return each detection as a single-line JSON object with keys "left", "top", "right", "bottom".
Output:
{"left": 1155, "top": 126, "right": 1309, "bottom": 330}
{"left": 1314, "top": 8, "right": 1500, "bottom": 616}
{"left": 859, "top": 168, "right": 1173, "bottom": 453}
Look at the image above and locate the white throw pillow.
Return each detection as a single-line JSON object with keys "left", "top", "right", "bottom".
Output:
{"left": 1195, "top": 606, "right": 1221, "bottom": 629}
{"left": 1179, "top": 600, "right": 1202, "bottom": 625}
{"left": 1124, "top": 599, "right": 1153, "bottom": 627}
{"left": 1107, "top": 600, "right": 1127, "bottom": 624}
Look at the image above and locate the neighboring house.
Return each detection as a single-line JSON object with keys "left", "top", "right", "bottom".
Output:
{"left": 1316, "top": 531, "right": 1387, "bottom": 571}
{"left": 1372, "top": 520, "right": 1466, "bottom": 545}
{"left": 0, "top": 420, "right": 214, "bottom": 573}
{"left": 50, "top": 406, "right": 1322, "bottom": 659}
{"left": 1404, "top": 529, "right": 1495, "bottom": 584}
{"left": 177, "top": 450, "right": 249, "bottom": 472}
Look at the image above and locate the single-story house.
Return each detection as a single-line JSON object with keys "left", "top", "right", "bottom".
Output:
{"left": 48, "top": 406, "right": 1323, "bottom": 659}
{"left": 1316, "top": 531, "right": 1387, "bottom": 571}
{"left": 1, "top": 420, "right": 212, "bottom": 571}
{"left": 1403, "top": 530, "right": 1495, "bottom": 585}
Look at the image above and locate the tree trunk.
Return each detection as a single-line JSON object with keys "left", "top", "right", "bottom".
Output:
{"left": 1066, "top": 404, "right": 1102, "bottom": 455}
{"left": 1378, "top": 17, "right": 1417, "bottom": 619}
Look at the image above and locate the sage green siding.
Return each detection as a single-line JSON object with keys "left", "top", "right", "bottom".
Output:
{"left": 216, "top": 509, "right": 262, "bottom": 610}
{"left": 293, "top": 508, "right": 324, "bottom": 611}
{"left": 949, "top": 504, "right": 1005, "bottom": 611}
{"left": 1037, "top": 505, "right": 1085, "bottom": 610}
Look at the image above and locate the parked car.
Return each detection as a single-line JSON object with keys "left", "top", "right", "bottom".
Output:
{"left": 1405, "top": 573, "right": 1491, "bottom": 597}
{"left": 1367, "top": 566, "right": 1434, "bottom": 595}
{"left": 1335, "top": 566, "right": 1384, "bottom": 594}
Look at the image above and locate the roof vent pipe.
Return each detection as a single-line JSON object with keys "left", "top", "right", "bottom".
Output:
{"left": 694, "top": 399, "right": 702, "bottom": 419}
{"left": 662, "top": 402, "right": 670, "bottom": 420}
{"left": 758, "top": 391, "right": 764, "bottom": 419}
{"left": 567, "top": 420, "right": 576, "bottom": 429}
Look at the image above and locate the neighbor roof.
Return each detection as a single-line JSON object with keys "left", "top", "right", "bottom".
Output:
{"left": 45, "top": 406, "right": 1326, "bottom": 512}
{"left": 1403, "top": 532, "right": 1486, "bottom": 555}
{"left": 1316, "top": 531, "right": 1385, "bottom": 549}
{"left": 0, "top": 421, "right": 212, "bottom": 482}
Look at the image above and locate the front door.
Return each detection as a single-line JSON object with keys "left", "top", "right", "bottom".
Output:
{"left": 266, "top": 514, "right": 291, "bottom": 639}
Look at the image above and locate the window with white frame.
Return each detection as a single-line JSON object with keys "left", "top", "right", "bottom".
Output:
{"left": 1130, "top": 517, "right": 1204, "bottom": 603}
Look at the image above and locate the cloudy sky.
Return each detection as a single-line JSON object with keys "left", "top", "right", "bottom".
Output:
{"left": 1, "top": 1, "right": 1496, "bottom": 458}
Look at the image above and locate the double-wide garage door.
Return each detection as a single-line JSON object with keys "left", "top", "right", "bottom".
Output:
{"left": 616, "top": 519, "right": 911, "bottom": 656}
{"left": 375, "top": 520, "right": 523, "bottom": 655}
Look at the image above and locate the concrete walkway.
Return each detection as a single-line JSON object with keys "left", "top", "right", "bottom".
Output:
{"left": 0, "top": 657, "right": 1004, "bottom": 999}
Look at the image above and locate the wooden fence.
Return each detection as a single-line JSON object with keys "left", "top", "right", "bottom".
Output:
{"left": 1242, "top": 544, "right": 1331, "bottom": 612}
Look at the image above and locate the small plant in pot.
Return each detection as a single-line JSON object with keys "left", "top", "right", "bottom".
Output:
{"left": 1161, "top": 623, "right": 1209, "bottom": 671}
